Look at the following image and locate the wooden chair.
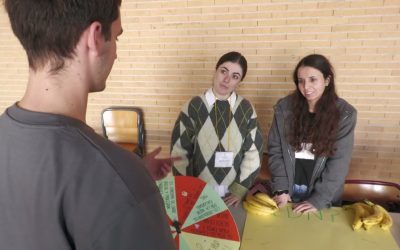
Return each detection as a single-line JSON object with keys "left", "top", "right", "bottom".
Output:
{"left": 342, "top": 179, "right": 400, "bottom": 212}
{"left": 101, "top": 106, "right": 145, "bottom": 157}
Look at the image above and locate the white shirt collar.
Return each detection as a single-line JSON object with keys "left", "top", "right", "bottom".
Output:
{"left": 205, "top": 88, "right": 236, "bottom": 109}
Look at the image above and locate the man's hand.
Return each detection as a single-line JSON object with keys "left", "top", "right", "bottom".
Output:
{"left": 143, "top": 147, "right": 180, "bottom": 181}
{"left": 223, "top": 194, "right": 241, "bottom": 207}
{"left": 292, "top": 200, "right": 317, "bottom": 213}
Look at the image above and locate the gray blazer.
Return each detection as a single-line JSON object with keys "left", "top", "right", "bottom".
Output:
{"left": 267, "top": 95, "right": 357, "bottom": 209}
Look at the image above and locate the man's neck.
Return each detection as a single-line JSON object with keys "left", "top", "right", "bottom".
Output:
{"left": 19, "top": 67, "right": 89, "bottom": 122}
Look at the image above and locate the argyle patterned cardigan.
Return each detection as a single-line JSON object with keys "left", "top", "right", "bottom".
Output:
{"left": 170, "top": 93, "right": 264, "bottom": 199}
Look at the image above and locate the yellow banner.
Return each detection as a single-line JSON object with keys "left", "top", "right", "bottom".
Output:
{"left": 241, "top": 206, "right": 398, "bottom": 250}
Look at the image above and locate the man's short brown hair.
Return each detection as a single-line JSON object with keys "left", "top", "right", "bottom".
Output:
{"left": 4, "top": 0, "right": 122, "bottom": 72}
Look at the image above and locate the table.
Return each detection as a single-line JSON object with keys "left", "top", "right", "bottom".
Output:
{"left": 229, "top": 204, "right": 400, "bottom": 249}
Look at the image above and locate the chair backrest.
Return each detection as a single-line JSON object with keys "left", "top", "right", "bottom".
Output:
{"left": 342, "top": 179, "right": 400, "bottom": 212}
{"left": 101, "top": 106, "right": 145, "bottom": 157}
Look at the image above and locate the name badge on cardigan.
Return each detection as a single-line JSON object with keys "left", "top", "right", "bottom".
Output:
{"left": 215, "top": 152, "right": 234, "bottom": 168}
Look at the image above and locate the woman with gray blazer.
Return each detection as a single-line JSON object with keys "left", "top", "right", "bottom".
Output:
{"left": 268, "top": 54, "right": 357, "bottom": 213}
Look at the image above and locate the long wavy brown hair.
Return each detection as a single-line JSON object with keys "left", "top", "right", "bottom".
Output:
{"left": 289, "top": 54, "right": 340, "bottom": 157}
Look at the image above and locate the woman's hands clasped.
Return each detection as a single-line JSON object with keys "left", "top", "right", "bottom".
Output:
{"left": 224, "top": 194, "right": 241, "bottom": 207}
{"left": 292, "top": 201, "right": 317, "bottom": 213}
{"left": 273, "top": 193, "right": 317, "bottom": 213}
{"left": 273, "top": 193, "right": 292, "bottom": 208}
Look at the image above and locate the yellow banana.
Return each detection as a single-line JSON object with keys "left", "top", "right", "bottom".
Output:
{"left": 243, "top": 201, "right": 276, "bottom": 216}
{"left": 377, "top": 205, "right": 393, "bottom": 230}
{"left": 362, "top": 222, "right": 375, "bottom": 230}
{"left": 244, "top": 202, "right": 275, "bottom": 216}
{"left": 353, "top": 203, "right": 371, "bottom": 230}
{"left": 362, "top": 201, "right": 384, "bottom": 229}
{"left": 253, "top": 192, "right": 278, "bottom": 209}
{"left": 246, "top": 196, "right": 274, "bottom": 210}
{"left": 344, "top": 202, "right": 373, "bottom": 230}
{"left": 345, "top": 201, "right": 392, "bottom": 231}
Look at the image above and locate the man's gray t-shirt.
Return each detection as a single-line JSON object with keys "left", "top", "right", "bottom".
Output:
{"left": 0, "top": 104, "right": 176, "bottom": 250}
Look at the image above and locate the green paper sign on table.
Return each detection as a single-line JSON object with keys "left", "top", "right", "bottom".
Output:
{"left": 157, "top": 176, "right": 240, "bottom": 250}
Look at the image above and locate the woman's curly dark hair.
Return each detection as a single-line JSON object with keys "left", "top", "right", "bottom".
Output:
{"left": 289, "top": 54, "right": 340, "bottom": 156}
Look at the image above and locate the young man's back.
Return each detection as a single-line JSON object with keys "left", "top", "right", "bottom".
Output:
{"left": 0, "top": 105, "right": 175, "bottom": 249}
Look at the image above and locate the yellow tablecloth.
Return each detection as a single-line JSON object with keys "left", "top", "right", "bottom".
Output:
{"left": 241, "top": 206, "right": 398, "bottom": 250}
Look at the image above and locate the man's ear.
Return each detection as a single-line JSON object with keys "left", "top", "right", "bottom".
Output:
{"left": 86, "top": 21, "right": 104, "bottom": 55}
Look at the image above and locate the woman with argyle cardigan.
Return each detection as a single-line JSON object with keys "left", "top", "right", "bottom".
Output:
{"left": 170, "top": 51, "right": 264, "bottom": 207}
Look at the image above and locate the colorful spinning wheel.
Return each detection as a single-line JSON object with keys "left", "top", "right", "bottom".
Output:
{"left": 157, "top": 176, "right": 240, "bottom": 250}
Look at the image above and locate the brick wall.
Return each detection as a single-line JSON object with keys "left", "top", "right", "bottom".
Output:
{"left": 0, "top": 0, "right": 399, "bottom": 182}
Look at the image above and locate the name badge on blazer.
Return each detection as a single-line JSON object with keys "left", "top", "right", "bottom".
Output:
{"left": 215, "top": 152, "right": 234, "bottom": 168}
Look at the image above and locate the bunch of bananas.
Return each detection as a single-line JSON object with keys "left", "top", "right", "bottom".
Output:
{"left": 344, "top": 200, "right": 393, "bottom": 231}
{"left": 243, "top": 192, "right": 278, "bottom": 216}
